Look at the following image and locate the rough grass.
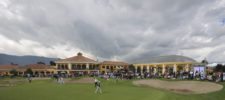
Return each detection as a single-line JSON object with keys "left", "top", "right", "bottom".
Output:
{"left": 0, "top": 78, "right": 225, "bottom": 100}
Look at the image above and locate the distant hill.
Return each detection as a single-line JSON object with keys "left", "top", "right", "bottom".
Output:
{"left": 0, "top": 53, "right": 59, "bottom": 66}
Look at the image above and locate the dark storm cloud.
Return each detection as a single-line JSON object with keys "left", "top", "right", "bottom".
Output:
{"left": 0, "top": 0, "right": 225, "bottom": 63}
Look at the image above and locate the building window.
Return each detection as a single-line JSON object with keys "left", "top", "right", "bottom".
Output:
{"left": 76, "top": 65, "right": 80, "bottom": 69}
{"left": 110, "top": 66, "right": 113, "bottom": 70}
{"left": 57, "top": 64, "right": 61, "bottom": 69}
{"left": 72, "top": 66, "right": 77, "bottom": 70}
{"left": 62, "top": 65, "right": 65, "bottom": 69}
{"left": 82, "top": 64, "right": 86, "bottom": 69}
{"left": 65, "top": 64, "right": 68, "bottom": 69}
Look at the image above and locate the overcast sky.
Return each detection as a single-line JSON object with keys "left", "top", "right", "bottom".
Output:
{"left": 0, "top": 0, "right": 225, "bottom": 63}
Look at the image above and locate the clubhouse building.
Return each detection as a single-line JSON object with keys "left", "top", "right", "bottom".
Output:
{"left": 0, "top": 65, "right": 18, "bottom": 76}
{"left": 55, "top": 52, "right": 129, "bottom": 75}
{"left": 17, "top": 64, "right": 56, "bottom": 77}
{"left": 0, "top": 64, "right": 56, "bottom": 76}
{"left": 99, "top": 61, "right": 129, "bottom": 74}
{"left": 0, "top": 52, "right": 204, "bottom": 77}
{"left": 55, "top": 52, "right": 99, "bottom": 75}
{"left": 133, "top": 55, "right": 201, "bottom": 75}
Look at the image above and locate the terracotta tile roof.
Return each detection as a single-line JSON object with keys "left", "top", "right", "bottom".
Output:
{"left": 21, "top": 64, "right": 54, "bottom": 69}
{"left": 56, "top": 52, "right": 97, "bottom": 63}
{"left": 0, "top": 65, "right": 18, "bottom": 70}
{"left": 100, "top": 61, "right": 129, "bottom": 66}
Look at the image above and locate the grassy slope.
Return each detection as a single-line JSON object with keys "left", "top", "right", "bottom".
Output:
{"left": 0, "top": 79, "right": 224, "bottom": 100}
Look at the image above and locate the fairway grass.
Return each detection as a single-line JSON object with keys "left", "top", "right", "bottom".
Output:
{"left": 0, "top": 78, "right": 225, "bottom": 100}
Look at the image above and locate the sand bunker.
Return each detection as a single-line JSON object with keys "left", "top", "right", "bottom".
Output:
{"left": 133, "top": 80, "right": 223, "bottom": 94}
{"left": 65, "top": 77, "right": 94, "bottom": 84}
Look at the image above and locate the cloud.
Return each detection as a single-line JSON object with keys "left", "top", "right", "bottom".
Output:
{"left": 0, "top": 0, "right": 225, "bottom": 63}
{"left": 0, "top": 34, "right": 88, "bottom": 58}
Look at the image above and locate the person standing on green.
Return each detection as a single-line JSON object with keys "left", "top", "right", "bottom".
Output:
{"left": 27, "top": 73, "right": 32, "bottom": 83}
{"left": 95, "top": 81, "right": 102, "bottom": 94}
{"left": 94, "top": 78, "right": 98, "bottom": 87}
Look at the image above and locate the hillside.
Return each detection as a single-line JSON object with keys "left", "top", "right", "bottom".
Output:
{"left": 0, "top": 53, "right": 59, "bottom": 66}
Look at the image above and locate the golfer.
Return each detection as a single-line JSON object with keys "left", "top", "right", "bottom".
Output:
{"left": 27, "top": 73, "right": 32, "bottom": 83}
{"left": 94, "top": 78, "right": 98, "bottom": 87}
{"left": 59, "top": 76, "right": 64, "bottom": 84}
{"left": 95, "top": 81, "right": 102, "bottom": 94}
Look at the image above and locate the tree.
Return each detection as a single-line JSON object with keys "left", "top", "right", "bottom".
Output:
{"left": 25, "top": 68, "right": 33, "bottom": 75}
{"left": 49, "top": 61, "right": 56, "bottom": 66}
{"left": 201, "top": 58, "right": 209, "bottom": 65}
{"left": 10, "top": 69, "right": 18, "bottom": 76}
{"left": 37, "top": 61, "right": 45, "bottom": 65}
{"left": 214, "top": 64, "right": 225, "bottom": 72}
{"left": 128, "top": 64, "right": 135, "bottom": 73}
{"left": 10, "top": 62, "right": 18, "bottom": 65}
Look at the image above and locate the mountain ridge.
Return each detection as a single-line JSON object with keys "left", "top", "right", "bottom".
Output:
{"left": 0, "top": 53, "right": 59, "bottom": 66}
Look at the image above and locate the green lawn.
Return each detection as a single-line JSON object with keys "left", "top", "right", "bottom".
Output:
{"left": 0, "top": 78, "right": 224, "bottom": 100}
